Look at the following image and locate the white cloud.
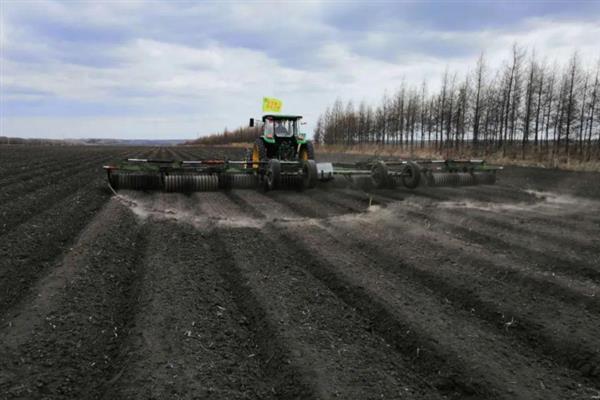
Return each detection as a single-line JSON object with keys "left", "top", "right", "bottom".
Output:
{"left": 1, "top": 1, "right": 599, "bottom": 140}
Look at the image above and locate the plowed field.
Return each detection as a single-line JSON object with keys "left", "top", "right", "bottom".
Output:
{"left": 1, "top": 145, "right": 599, "bottom": 399}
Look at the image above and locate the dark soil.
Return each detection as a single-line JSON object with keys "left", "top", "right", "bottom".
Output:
{"left": 0, "top": 144, "right": 599, "bottom": 399}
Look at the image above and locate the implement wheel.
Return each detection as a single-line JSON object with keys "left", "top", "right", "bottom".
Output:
{"left": 401, "top": 161, "right": 421, "bottom": 189}
{"left": 264, "top": 159, "right": 281, "bottom": 191}
{"left": 371, "top": 161, "right": 390, "bottom": 189}
{"left": 252, "top": 138, "right": 268, "bottom": 170}
{"left": 301, "top": 159, "right": 318, "bottom": 189}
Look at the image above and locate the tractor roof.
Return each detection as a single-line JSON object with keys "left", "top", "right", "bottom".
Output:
{"left": 262, "top": 114, "right": 302, "bottom": 121}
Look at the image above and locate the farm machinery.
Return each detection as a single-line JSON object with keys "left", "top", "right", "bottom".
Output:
{"left": 104, "top": 114, "right": 501, "bottom": 192}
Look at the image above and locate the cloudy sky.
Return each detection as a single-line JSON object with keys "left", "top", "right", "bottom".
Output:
{"left": 1, "top": 0, "right": 599, "bottom": 140}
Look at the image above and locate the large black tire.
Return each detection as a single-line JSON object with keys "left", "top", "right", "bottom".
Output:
{"left": 264, "top": 159, "right": 281, "bottom": 191}
{"left": 244, "top": 148, "right": 253, "bottom": 169}
{"left": 299, "top": 141, "right": 315, "bottom": 161}
{"left": 371, "top": 161, "right": 390, "bottom": 189}
{"left": 401, "top": 161, "right": 421, "bottom": 189}
{"left": 252, "top": 138, "right": 268, "bottom": 170}
{"left": 301, "top": 159, "right": 318, "bottom": 189}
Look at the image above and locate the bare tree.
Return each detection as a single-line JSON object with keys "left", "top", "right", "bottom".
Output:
{"left": 587, "top": 60, "right": 600, "bottom": 159}
{"left": 314, "top": 46, "right": 598, "bottom": 162}
{"left": 472, "top": 52, "right": 486, "bottom": 147}
{"left": 563, "top": 52, "right": 580, "bottom": 157}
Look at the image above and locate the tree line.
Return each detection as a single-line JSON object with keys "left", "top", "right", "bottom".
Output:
{"left": 0, "top": 137, "right": 70, "bottom": 146}
{"left": 314, "top": 46, "right": 600, "bottom": 161}
{"left": 188, "top": 125, "right": 261, "bottom": 145}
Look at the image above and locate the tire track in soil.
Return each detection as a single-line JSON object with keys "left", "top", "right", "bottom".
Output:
{"left": 0, "top": 154, "right": 111, "bottom": 203}
{"left": 0, "top": 147, "right": 127, "bottom": 190}
{"left": 232, "top": 190, "right": 599, "bottom": 398}
{"left": 403, "top": 208, "right": 600, "bottom": 281}
{"left": 0, "top": 181, "right": 112, "bottom": 316}
{"left": 325, "top": 189, "right": 600, "bottom": 311}
{"left": 307, "top": 201, "right": 600, "bottom": 384}
{"left": 412, "top": 209, "right": 600, "bottom": 312}
{"left": 449, "top": 206, "right": 600, "bottom": 252}
{"left": 0, "top": 152, "right": 132, "bottom": 237}
{"left": 0, "top": 147, "right": 99, "bottom": 175}
{"left": 0, "top": 146, "right": 144, "bottom": 184}
{"left": 170, "top": 147, "right": 196, "bottom": 160}
{"left": 215, "top": 226, "right": 442, "bottom": 400}
{"left": 138, "top": 190, "right": 441, "bottom": 398}
{"left": 370, "top": 185, "right": 600, "bottom": 237}
{"left": 0, "top": 200, "right": 146, "bottom": 399}
{"left": 274, "top": 226, "right": 599, "bottom": 399}
{"left": 415, "top": 184, "right": 600, "bottom": 231}
{"left": 0, "top": 154, "right": 93, "bottom": 188}
{"left": 408, "top": 200, "right": 600, "bottom": 264}
{"left": 229, "top": 191, "right": 490, "bottom": 398}
{"left": 266, "top": 190, "right": 362, "bottom": 219}
{"left": 105, "top": 213, "right": 308, "bottom": 399}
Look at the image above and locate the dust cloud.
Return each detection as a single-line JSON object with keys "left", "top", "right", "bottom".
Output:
{"left": 430, "top": 189, "right": 600, "bottom": 215}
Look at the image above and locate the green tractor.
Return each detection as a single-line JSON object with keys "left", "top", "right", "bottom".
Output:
{"left": 247, "top": 114, "right": 317, "bottom": 190}
{"left": 249, "top": 114, "right": 315, "bottom": 169}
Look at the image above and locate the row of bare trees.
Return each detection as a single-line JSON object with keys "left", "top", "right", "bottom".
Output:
{"left": 188, "top": 125, "right": 261, "bottom": 145}
{"left": 315, "top": 46, "right": 600, "bottom": 161}
{"left": 0, "top": 137, "right": 70, "bottom": 146}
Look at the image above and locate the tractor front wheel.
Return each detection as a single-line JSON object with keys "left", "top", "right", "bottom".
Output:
{"left": 298, "top": 141, "right": 315, "bottom": 161}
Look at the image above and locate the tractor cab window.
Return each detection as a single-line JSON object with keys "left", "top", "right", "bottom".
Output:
{"left": 274, "top": 120, "right": 291, "bottom": 137}
{"left": 264, "top": 119, "right": 274, "bottom": 137}
{"left": 276, "top": 119, "right": 299, "bottom": 137}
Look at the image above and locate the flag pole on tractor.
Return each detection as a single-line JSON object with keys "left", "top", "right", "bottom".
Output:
{"left": 262, "top": 97, "right": 283, "bottom": 113}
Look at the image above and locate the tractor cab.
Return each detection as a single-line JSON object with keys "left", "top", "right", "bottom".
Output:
{"left": 260, "top": 115, "right": 305, "bottom": 142}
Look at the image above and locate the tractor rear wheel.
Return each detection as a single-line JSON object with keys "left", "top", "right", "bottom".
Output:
{"left": 252, "top": 138, "right": 268, "bottom": 170}
{"left": 298, "top": 141, "right": 315, "bottom": 161}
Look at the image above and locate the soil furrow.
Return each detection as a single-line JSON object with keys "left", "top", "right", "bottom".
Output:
{"left": 0, "top": 182, "right": 111, "bottom": 315}
{"left": 0, "top": 153, "right": 109, "bottom": 190}
{"left": 0, "top": 154, "right": 111, "bottom": 204}
{"left": 404, "top": 208, "right": 600, "bottom": 281}
{"left": 0, "top": 200, "right": 146, "bottom": 399}
{"left": 0, "top": 163, "right": 114, "bottom": 237}
{"left": 450, "top": 206, "right": 600, "bottom": 251}
{"left": 311, "top": 206, "right": 600, "bottom": 382}
{"left": 215, "top": 226, "right": 443, "bottom": 399}
{"left": 418, "top": 204, "right": 600, "bottom": 266}
{"left": 271, "top": 224, "right": 599, "bottom": 399}
{"left": 105, "top": 218, "right": 298, "bottom": 399}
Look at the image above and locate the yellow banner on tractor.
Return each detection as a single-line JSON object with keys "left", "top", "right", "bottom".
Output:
{"left": 262, "top": 97, "right": 282, "bottom": 113}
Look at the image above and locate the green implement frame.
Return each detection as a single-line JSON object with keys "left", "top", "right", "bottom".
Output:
{"left": 103, "top": 157, "right": 501, "bottom": 192}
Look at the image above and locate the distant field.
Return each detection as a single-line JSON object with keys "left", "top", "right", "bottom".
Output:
{"left": 1, "top": 144, "right": 599, "bottom": 399}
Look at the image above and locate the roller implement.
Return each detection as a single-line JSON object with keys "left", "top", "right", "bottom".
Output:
{"left": 316, "top": 159, "right": 500, "bottom": 189}
{"left": 104, "top": 157, "right": 500, "bottom": 192}
{"left": 103, "top": 114, "right": 500, "bottom": 192}
{"left": 104, "top": 158, "right": 318, "bottom": 192}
